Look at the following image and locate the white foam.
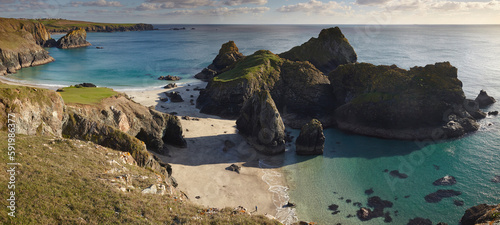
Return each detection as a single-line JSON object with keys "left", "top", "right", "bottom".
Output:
{"left": 259, "top": 160, "right": 298, "bottom": 225}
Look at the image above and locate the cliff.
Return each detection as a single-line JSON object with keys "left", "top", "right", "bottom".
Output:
{"left": 460, "top": 203, "right": 500, "bottom": 225}
{"left": 0, "top": 18, "right": 55, "bottom": 75}
{"left": 37, "top": 19, "right": 154, "bottom": 33}
{"left": 195, "top": 41, "right": 245, "bottom": 81}
{"left": 329, "top": 62, "right": 484, "bottom": 139}
{"left": 56, "top": 28, "right": 92, "bottom": 49}
{"left": 279, "top": 27, "right": 357, "bottom": 74}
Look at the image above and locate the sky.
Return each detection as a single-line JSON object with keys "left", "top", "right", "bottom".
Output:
{"left": 0, "top": 0, "right": 499, "bottom": 24}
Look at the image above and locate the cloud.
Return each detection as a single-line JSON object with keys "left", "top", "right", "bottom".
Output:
{"left": 143, "top": 0, "right": 215, "bottom": 8}
{"left": 277, "top": 0, "right": 351, "bottom": 14}
{"left": 162, "top": 6, "right": 269, "bottom": 15}
{"left": 357, "top": 0, "right": 500, "bottom": 12}
{"left": 70, "top": 0, "right": 123, "bottom": 7}
{"left": 222, "top": 0, "right": 267, "bottom": 6}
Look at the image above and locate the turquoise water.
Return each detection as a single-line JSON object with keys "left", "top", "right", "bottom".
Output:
{"left": 6, "top": 25, "right": 500, "bottom": 224}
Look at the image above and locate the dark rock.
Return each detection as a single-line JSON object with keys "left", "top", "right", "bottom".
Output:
{"left": 295, "top": 119, "right": 325, "bottom": 155}
{"left": 56, "top": 88, "right": 64, "bottom": 92}
{"left": 158, "top": 75, "right": 181, "bottom": 81}
{"left": 195, "top": 196, "right": 200, "bottom": 199}
{"left": 194, "top": 41, "right": 244, "bottom": 81}
{"left": 454, "top": 200, "right": 464, "bottom": 206}
{"left": 407, "top": 217, "right": 432, "bottom": 225}
{"left": 491, "top": 175, "right": 500, "bottom": 183}
{"left": 384, "top": 212, "right": 392, "bottom": 223}
{"left": 365, "top": 188, "right": 374, "bottom": 195}
{"left": 56, "top": 28, "right": 91, "bottom": 49}
{"left": 330, "top": 62, "right": 483, "bottom": 140}
{"left": 223, "top": 140, "right": 235, "bottom": 152}
{"left": 389, "top": 170, "right": 408, "bottom": 179}
{"left": 424, "top": 189, "right": 461, "bottom": 203}
{"left": 190, "top": 99, "right": 194, "bottom": 105}
{"left": 236, "top": 90, "right": 286, "bottom": 155}
{"left": 284, "top": 201, "right": 296, "bottom": 208}
{"left": 433, "top": 164, "right": 440, "bottom": 170}
{"left": 165, "top": 91, "right": 183, "bottom": 102}
{"left": 328, "top": 204, "right": 340, "bottom": 215}
{"left": 75, "top": 83, "right": 96, "bottom": 88}
{"left": 159, "top": 98, "right": 168, "bottom": 102}
{"left": 383, "top": 169, "right": 389, "bottom": 173}
{"left": 226, "top": 164, "right": 241, "bottom": 173}
{"left": 475, "top": 90, "right": 496, "bottom": 108}
{"left": 404, "top": 195, "right": 410, "bottom": 198}
{"left": 353, "top": 202, "right": 362, "bottom": 207}
{"left": 460, "top": 203, "right": 499, "bottom": 225}
{"left": 433, "top": 175, "right": 457, "bottom": 186}
{"left": 96, "top": 46, "right": 103, "bottom": 49}
{"left": 367, "top": 196, "right": 393, "bottom": 209}
{"left": 463, "top": 99, "right": 487, "bottom": 119}
{"left": 346, "top": 199, "right": 352, "bottom": 203}
{"left": 357, "top": 207, "right": 372, "bottom": 221}
{"left": 489, "top": 111, "right": 499, "bottom": 116}
{"left": 279, "top": 27, "right": 357, "bottom": 74}
{"left": 164, "top": 83, "right": 177, "bottom": 89}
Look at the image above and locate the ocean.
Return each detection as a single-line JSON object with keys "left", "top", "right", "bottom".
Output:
{"left": 6, "top": 25, "right": 500, "bottom": 224}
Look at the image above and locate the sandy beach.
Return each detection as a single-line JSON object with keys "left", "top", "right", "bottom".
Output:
{"left": 125, "top": 82, "right": 294, "bottom": 221}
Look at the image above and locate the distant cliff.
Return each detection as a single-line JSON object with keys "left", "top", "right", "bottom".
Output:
{"left": 36, "top": 19, "right": 154, "bottom": 33}
{"left": 0, "top": 17, "right": 54, "bottom": 75}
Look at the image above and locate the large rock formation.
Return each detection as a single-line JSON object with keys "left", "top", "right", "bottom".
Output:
{"left": 64, "top": 94, "right": 186, "bottom": 154}
{"left": 57, "top": 28, "right": 92, "bottom": 49}
{"left": 475, "top": 90, "right": 496, "bottom": 108}
{"left": 195, "top": 41, "right": 244, "bottom": 81}
{"left": 0, "top": 18, "right": 55, "bottom": 75}
{"left": 295, "top": 119, "right": 325, "bottom": 155}
{"left": 460, "top": 203, "right": 499, "bottom": 225}
{"left": 0, "top": 83, "right": 65, "bottom": 136}
{"left": 197, "top": 48, "right": 336, "bottom": 128}
{"left": 279, "top": 27, "right": 357, "bottom": 74}
{"left": 236, "top": 90, "right": 286, "bottom": 155}
{"left": 329, "top": 62, "right": 484, "bottom": 140}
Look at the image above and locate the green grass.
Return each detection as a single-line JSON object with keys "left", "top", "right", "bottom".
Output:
{"left": 0, "top": 132, "right": 281, "bottom": 224}
{"left": 214, "top": 50, "right": 282, "bottom": 83}
{"left": 59, "top": 86, "right": 119, "bottom": 105}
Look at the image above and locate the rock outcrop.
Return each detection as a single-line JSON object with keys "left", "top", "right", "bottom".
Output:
{"left": 236, "top": 90, "right": 285, "bottom": 155}
{"left": 0, "top": 18, "right": 55, "bottom": 75}
{"left": 329, "top": 62, "right": 484, "bottom": 140}
{"left": 279, "top": 27, "right": 357, "bottom": 74}
{"left": 197, "top": 48, "right": 336, "bottom": 128}
{"left": 460, "top": 203, "right": 500, "bottom": 225}
{"left": 475, "top": 90, "right": 496, "bottom": 108}
{"left": 195, "top": 41, "right": 244, "bottom": 81}
{"left": 57, "top": 28, "right": 92, "bottom": 49}
{"left": 295, "top": 119, "right": 325, "bottom": 155}
{"left": 0, "top": 83, "right": 65, "bottom": 136}
{"left": 433, "top": 175, "right": 457, "bottom": 186}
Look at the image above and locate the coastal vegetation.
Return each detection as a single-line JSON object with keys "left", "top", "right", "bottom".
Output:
{"left": 59, "top": 86, "right": 118, "bottom": 105}
{"left": 34, "top": 18, "right": 154, "bottom": 33}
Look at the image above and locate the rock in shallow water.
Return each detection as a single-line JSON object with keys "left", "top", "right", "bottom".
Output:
{"left": 407, "top": 217, "right": 432, "bottom": 225}
{"left": 433, "top": 175, "right": 457, "bottom": 186}
{"left": 295, "top": 119, "right": 325, "bottom": 155}
{"left": 424, "top": 189, "right": 461, "bottom": 203}
{"left": 475, "top": 90, "right": 496, "bottom": 108}
{"left": 389, "top": 170, "right": 408, "bottom": 179}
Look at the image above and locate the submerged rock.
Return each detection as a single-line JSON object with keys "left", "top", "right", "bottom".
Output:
{"left": 407, "top": 217, "right": 432, "bottom": 225}
{"left": 279, "top": 26, "right": 357, "bottom": 74}
{"left": 491, "top": 175, "right": 500, "bottom": 183}
{"left": 424, "top": 189, "right": 461, "bottom": 203}
{"left": 295, "top": 119, "right": 325, "bottom": 155}
{"left": 389, "top": 170, "right": 408, "bottom": 179}
{"left": 433, "top": 175, "right": 457, "bottom": 186}
{"left": 56, "top": 28, "right": 91, "bottom": 49}
{"left": 236, "top": 90, "right": 285, "bottom": 155}
{"left": 475, "top": 90, "right": 496, "bottom": 108}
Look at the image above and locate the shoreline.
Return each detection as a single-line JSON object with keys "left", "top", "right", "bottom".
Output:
{"left": 124, "top": 83, "right": 297, "bottom": 223}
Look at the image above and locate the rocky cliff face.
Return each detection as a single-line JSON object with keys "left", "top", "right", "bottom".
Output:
{"left": 329, "top": 62, "right": 483, "bottom": 139}
{"left": 57, "top": 28, "right": 92, "bottom": 49}
{"left": 0, "top": 84, "right": 65, "bottom": 136}
{"left": 42, "top": 22, "right": 155, "bottom": 33}
{"left": 236, "top": 90, "right": 286, "bottom": 155}
{"left": 0, "top": 18, "right": 55, "bottom": 75}
{"left": 195, "top": 41, "right": 244, "bottom": 81}
{"left": 460, "top": 203, "right": 500, "bottom": 225}
{"left": 279, "top": 27, "right": 357, "bottom": 74}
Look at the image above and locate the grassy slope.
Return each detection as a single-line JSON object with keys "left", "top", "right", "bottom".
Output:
{"left": 0, "top": 18, "right": 39, "bottom": 51}
{"left": 59, "top": 87, "right": 119, "bottom": 105}
{"left": 35, "top": 19, "right": 137, "bottom": 32}
{"left": 0, "top": 132, "right": 280, "bottom": 225}
{"left": 214, "top": 50, "right": 282, "bottom": 83}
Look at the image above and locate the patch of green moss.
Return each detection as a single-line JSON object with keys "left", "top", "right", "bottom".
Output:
{"left": 214, "top": 50, "right": 282, "bottom": 83}
{"left": 59, "top": 86, "right": 118, "bottom": 105}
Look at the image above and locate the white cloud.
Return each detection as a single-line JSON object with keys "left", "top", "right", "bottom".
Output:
{"left": 277, "top": 0, "right": 351, "bottom": 15}
{"left": 358, "top": 0, "right": 500, "bottom": 12}
{"left": 223, "top": 0, "right": 267, "bottom": 6}
{"left": 356, "top": 0, "right": 391, "bottom": 6}
{"left": 144, "top": 0, "right": 215, "bottom": 8}
{"left": 71, "top": 0, "right": 123, "bottom": 7}
{"left": 162, "top": 6, "right": 269, "bottom": 15}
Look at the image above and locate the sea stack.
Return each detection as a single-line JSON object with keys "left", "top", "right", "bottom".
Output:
{"left": 195, "top": 40, "right": 244, "bottom": 81}
{"left": 475, "top": 90, "right": 496, "bottom": 108}
{"left": 295, "top": 119, "right": 325, "bottom": 155}
{"left": 236, "top": 90, "right": 286, "bottom": 155}
{"left": 57, "top": 28, "right": 92, "bottom": 49}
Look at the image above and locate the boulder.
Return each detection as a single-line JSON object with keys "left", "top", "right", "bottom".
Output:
{"left": 279, "top": 27, "right": 357, "bottom": 74}
{"left": 491, "top": 175, "right": 500, "bottom": 183}
{"left": 158, "top": 75, "right": 181, "bottom": 81}
{"left": 295, "top": 119, "right": 325, "bottom": 155}
{"left": 165, "top": 91, "right": 184, "bottom": 102}
{"left": 75, "top": 83, "right": 97, "bottom": 88}
{"left": 226, "top": 164, "right": 241, "bottom": 173}
{"left": 236, "top": 90, "right": 285, "bottom": 155}
{"left": 164, "top": 83, "right": 177, "bottom": 89}
{"left": 489, "top": 111, "right": 499, "bottom": 116}
{"left": 56, "top": 28, "right": 92, "bottom": 49}
{"left": 475, "top": 90, "right": 496, "bottom": 108}
{"left": 432, "top": 175, "right": 457, "bottom": 186}
{"left": 460, "top": 203, "right": 498, "bottom": 225}
{"left": 330, "top": 62, "right": 483, "bottom": 140}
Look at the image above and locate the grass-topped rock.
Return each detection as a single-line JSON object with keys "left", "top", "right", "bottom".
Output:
{"left": 195, "top": 41, "right": 245, "bottom": 81}
{"left": 279, "top": 27, "right": 357, "bottom": 74}
{"left": 57, "top": 28, "right": 91, "bottom": 49}
{"left": 329, "top": 62, "right": 485, "bottom": 139}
